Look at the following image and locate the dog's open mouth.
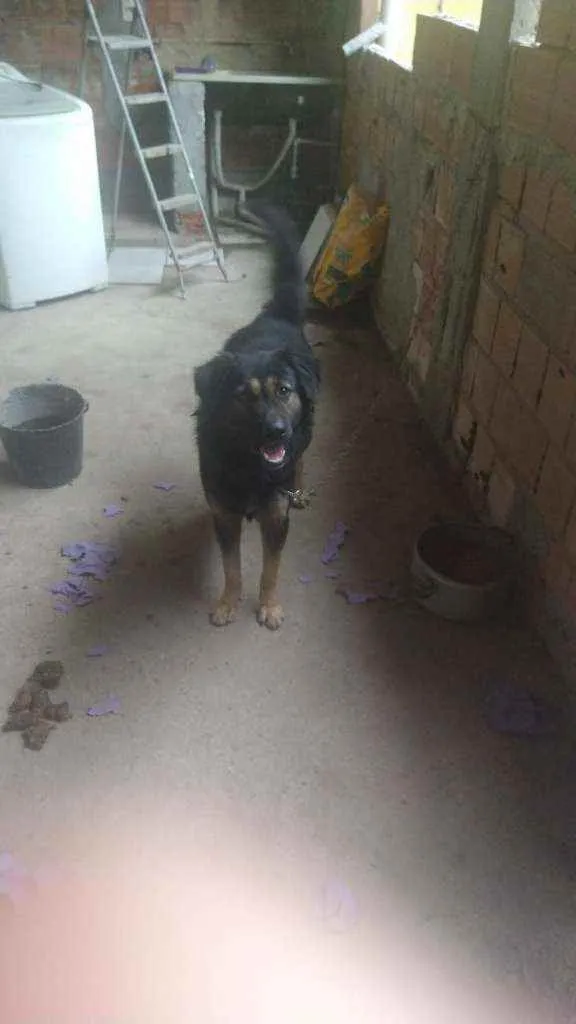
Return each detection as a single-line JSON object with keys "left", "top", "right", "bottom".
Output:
{"left": 260, "top": 443, "right": 287, "bottom": 465}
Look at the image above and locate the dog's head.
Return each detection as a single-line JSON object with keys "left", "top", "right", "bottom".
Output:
{"left": 194, "top": 343, "right": 319, "bottom": 471}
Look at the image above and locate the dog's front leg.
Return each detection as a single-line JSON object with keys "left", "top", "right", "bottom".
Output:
{"left": 210, "top": 503, "right": 243, "bottom": 626}
{"left": 256, "top": 499, "right": 289, "bottom": 630}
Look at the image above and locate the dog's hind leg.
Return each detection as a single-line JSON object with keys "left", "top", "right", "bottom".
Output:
{"left": 209, "top": 503, "right": 243, "bottom": 626}
{"left": 256, "top": 499, "right": 289, "bottom": 630}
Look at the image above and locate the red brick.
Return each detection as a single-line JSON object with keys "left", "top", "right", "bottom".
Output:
{"left": 499, "top": 163, "right": 526, "bottom": 211}
{"left": 482, "top": 208, "right": 501, "bottom": 278}
{"left": 448, "top": 24, "right": 475, "bottom": 101}
{"left": 149, "top": 0, "right": 171, "bottom": 28}
{"left": 521, "top": 167, "right": 555, "bottom": 231}
{"left": 490, "top": 381, "right": 548, "bottom": 489}
{"left": 512, "top": 325, "right": 548, "bottom": 409}
{"left": 535, "top": 445, "right": 576, "bottom": 537}
{"left": 452, "top": 399, "right": 476, "bottom": 458}
{"left": 40, "top": 23, "right": 82, "bottom": 63}
{"left": 493, "top": 219, "right": 525, "bottom": 296}
{"left": 413, "top": 89, "right": 426, "bottom": 133}
{"left": 542, "top": 541, "right": 572, "bottom": 602}
{"left": 469, "top": 424, "right": 495, "bottom": 489}
{"left": 492, "top": 301, "right": 522, "bottom": 377}
{"left": 410, "top": 330, "right": 433, "bottom": 383}
{"left": 168, "top": 0, "right": 195, "bottom": 25}
{"left": 435, "top": 164, "right": 455, "bottom": 230}
{"left": 385, "top": 60, "right": 398, "bottom": 108}
{"left": 434, "top": 225, "right": 449, "bottom": 275}
{"left": 461, "top": 339, "right": 479, "bottom": 398}
{"left": 538, "top": 0, "right": 573, "bottom": 48}
{"left": 565, "top": 415, "right": 576, "bottom": 469}
{"left": 413, "top": 213, "right": 426, "bottom": 262}
{"left": 423, "top": 95, "right": 452, "bottom": 153}
{"left": 565, "top": 503, "right": 576, "bottom": 563}
{"left": 564, "top": 572, "right": 576, "bottom": 621}
{"left": 559, "top": 289, "right": 576, "bottom": 371}
{"left": 487, "top": 461, "right": 516, "bottom": 528}
{"left": 472, "top": 279, "right": 500, "bottom": 352}
{"left": 394, "top": 68, "right": 414, "bottom": 123}
{"left": 471, "top": 348, "right": 500, "bottom": 425}
{"left": 545, "top": 181, "right": 576, "bottom": 251}
{"left": 413, "top": 15, "right": 454, "bottom": 85}
{"left": 448, "top": 109, "right": 477, "bottom": 165}
{"left": 537, "top": 356, "right": 576, "bottom": 446}
{"left": 517, "top": 239, "right": 570, "bottom": 351}
{"left": 569, "top": 9, "right": 576, "bottom": 51}
{"left": 506, "top": 45, "right": 560, "bottom": 135}
{"left": 549, "top": 56, "right": 576, "bottom": 155}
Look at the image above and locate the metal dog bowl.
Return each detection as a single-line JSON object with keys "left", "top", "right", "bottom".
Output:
{"left": 410, "top": 522, "right": 517, "bottom": 623}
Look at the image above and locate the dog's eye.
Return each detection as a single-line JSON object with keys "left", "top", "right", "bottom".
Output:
{"left": 234, "top": 384, "right": 247, "bottom": 398}
{"left": 277, "top": 384, "right": 292, "bottom": 398}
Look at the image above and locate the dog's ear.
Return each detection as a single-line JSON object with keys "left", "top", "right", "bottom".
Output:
{"left": 194, "top": 351, "right": 236, "bottom": 402}
{"left": 287, "top": 346, "right": 320, "bottom": 403}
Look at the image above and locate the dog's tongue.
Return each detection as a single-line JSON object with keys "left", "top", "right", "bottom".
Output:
{"left": 261, "top": 444, "right": 286, "bottom": 465}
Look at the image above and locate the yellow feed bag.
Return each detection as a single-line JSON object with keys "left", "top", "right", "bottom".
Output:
{"left": 312, "top": 185, "right": 389, "bottom": 308}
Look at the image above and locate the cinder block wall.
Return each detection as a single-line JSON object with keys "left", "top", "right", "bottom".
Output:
{"left": 342, "top": 0, "right": 576, "bottom": 682}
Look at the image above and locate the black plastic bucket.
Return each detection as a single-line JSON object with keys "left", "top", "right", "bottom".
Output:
{"left": 0, "top": 384, "right": 88, "bottom": 489}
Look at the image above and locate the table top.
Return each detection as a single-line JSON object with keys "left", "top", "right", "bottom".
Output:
{"left": 172, "top": 70, "right": 342, "bottom": 86}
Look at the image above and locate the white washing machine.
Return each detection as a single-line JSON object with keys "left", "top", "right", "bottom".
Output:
{"left": 0, "top": 63, "right": 108, "bottom": 311}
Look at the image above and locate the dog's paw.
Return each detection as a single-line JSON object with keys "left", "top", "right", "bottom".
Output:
{"left": 210, "top": 598, "right": 238, "bottom": 626}
{"left": 257, "top": 603, "right": 284, "bottom": 630}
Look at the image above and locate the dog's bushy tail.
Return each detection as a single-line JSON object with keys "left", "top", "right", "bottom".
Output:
{"left": 248, "top": 202, "right": 305, "bottom": 326}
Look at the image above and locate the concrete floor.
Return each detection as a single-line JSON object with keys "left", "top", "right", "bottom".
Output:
{"left": 1, "top": 248, "right": 576, "bottom": 1021}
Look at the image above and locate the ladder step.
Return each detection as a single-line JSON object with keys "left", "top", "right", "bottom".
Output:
{"left": 170, "top": 244, "right": 223, "bottom": 269}
{"left": 89, "top": 33, "right": 152, "bottom": 51}
{"left": 159, "top": 193, "right": 199, "bottom": 212}
{"left": 141, "top": 143, "right": 182, "bottom": 159}
{"left": 83, "top": 0, "right": 226, "bottom": 287}
{"left": 125, "top": 91, "right": 167, "bottom": 106}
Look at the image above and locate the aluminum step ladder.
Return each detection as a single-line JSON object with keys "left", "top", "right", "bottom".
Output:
{"left": 79, "top": 0, "right": 226, "bottom": 293}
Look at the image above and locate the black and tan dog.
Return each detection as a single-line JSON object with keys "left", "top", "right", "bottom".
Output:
{"left": 194, "top": 204, "right": 320, "bottom": 629}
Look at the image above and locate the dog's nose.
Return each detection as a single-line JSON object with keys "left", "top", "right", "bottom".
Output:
{"left": 264, "top": 417, "right": 286, "bottom": 440}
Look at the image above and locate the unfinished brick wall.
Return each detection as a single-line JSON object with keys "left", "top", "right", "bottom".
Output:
{"left": 1, "top": 0, "right": 346, "bottom": 194}
{"left": 0, "top": 0, "right": 345, "bottom": 110}
{"left": 0, "top": 2, "right": 87, "bottom": 103}
{"left": 341, "top": 16, "right": 478, "bottom": 387}
{"left": 455, "top": 5, "right": 576, "bottom": 668}
{"left": 342, "top": 1, "right": 576, "bottom": 677}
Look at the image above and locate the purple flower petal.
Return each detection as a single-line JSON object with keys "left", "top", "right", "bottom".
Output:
{"left": 485, "top": 683, "right": 554, "bottom": 737}
{"left": 86, "top": 645, "right": 108, "bottom": 658}
{"left": 53, "top": 602, "right": 73, "bottom": 614}
{"left": 67, "top": 563, "right": 108, "bottom": 582}
{"left": 87, "top": 696, "right": 121, "bottom": 717}
{"left": 103, "top": 505, "right": 124, "bottom": 519}
{"left": 50, "top": 580, "right": 78, "bottom": 598}
{"left": 325, "top": 571, "right": 341, "bottom": 580}
{"left": 61, "top": 543, "right": 86, "bottom": 560}
{"left": 320, "top": 521, "right": 348, "bottom": 565}
{"left": 298, "top": 573, "right": 313, "bottom": 585}
{"left": 153, "top": 482, "right": 176, "bottom": 492}
{"left": 336, "top": 586, "right": 379, "bottom": 605}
